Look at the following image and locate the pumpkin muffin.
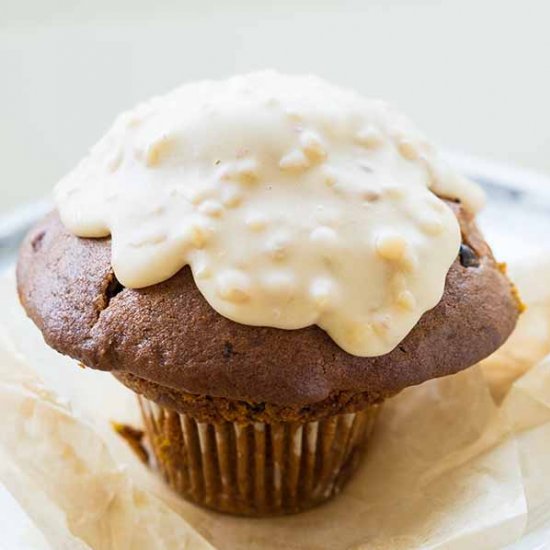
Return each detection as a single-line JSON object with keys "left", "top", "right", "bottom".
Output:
{"left": 17, "top": 72, "right": 520, "bottom": 516}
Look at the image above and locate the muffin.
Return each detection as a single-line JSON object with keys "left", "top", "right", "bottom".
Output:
{"left": 17, "top": 71, "right": 520, "bottom": 516}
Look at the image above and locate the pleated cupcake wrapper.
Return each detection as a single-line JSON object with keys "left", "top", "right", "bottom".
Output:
{"left": 138, "top": 395, "right": 379, "bottom": 516}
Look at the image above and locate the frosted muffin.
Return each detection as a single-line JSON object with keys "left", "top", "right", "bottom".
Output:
{"left": 17, "top": 72, "right": 520, "bottom": 516}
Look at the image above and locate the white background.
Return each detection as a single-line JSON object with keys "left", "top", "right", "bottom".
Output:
{"left": 1, "top": 0, "right": 550, "bottom": 215}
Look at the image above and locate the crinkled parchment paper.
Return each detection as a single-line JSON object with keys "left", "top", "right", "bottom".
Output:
{"left": 1, "top": 256, "right": 550, "bottom": 550}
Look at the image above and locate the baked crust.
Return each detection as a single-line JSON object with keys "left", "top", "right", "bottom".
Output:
{"left": 17, "top": 203, "right": 520, "bottom": 409}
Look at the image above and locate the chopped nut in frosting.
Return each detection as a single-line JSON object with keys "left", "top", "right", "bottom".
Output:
{"left": 55, "top": 71, "right": 485, "bottom": 357}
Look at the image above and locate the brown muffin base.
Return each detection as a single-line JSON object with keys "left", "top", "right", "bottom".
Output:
{"left": 138, "top": 394, "right": 379, "bottom": 516}
{"left": 115, "top": 370, "right": 385, "bottom": 424}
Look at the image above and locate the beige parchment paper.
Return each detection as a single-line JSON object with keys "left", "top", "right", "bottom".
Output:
{"left": 1, "top": 255, "right": 550, "bottom": 549}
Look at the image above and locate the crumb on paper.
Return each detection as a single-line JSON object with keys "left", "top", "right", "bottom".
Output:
{"left": 112, "top": 421, "right": 149, "bottom": 464}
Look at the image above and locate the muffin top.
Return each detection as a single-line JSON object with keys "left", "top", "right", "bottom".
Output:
{"left": 17, "top": 71, "right": 519, "bottom": 407}
{"left": 18, "top": 205, "right": 518, "bottom": 408}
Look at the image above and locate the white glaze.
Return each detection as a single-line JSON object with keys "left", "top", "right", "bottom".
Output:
{"left": 55, "top": 71, "right": 484, "bottom": 356}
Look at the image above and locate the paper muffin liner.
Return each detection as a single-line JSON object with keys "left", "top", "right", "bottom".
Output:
{"left": 137, "top": 395, "right": 380, "bottom": 516}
